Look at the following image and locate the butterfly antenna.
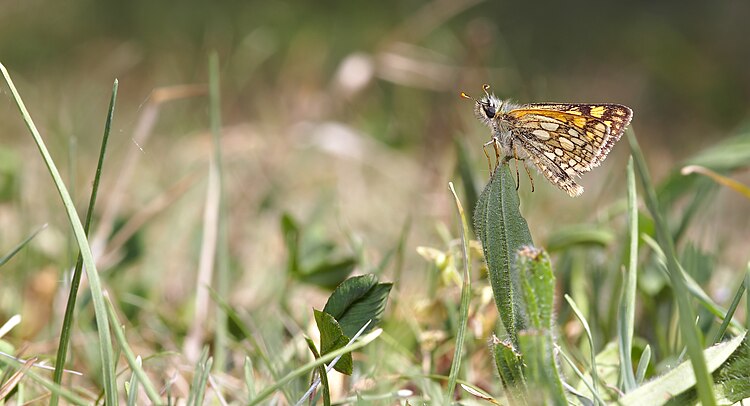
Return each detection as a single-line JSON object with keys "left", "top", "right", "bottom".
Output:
{"left": 482, "top": 84, "right": 491, "bottom": 98}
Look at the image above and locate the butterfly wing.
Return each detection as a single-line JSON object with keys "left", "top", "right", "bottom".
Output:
{"left": 502, "top": 104, "right": 633, "bottom": 196}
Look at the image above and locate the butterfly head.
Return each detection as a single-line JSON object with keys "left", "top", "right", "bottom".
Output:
{"left": 461, "top": 84, "right": 505, "bottom": 127}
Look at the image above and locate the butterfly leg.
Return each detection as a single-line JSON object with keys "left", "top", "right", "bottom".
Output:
{"left": 512, "top": 145, "right": 522, "bottom": 190}
{"left": 492, "top": 138, "right": 502, "bottom": 170}
{"left": 524, "top": 163, "right": 535, "bottom": 192}
{"left": 508, "top": 144, "right": 534, "bottom": 192}
{"left": 482, "top": 139, "right": 494, "bottom": 175}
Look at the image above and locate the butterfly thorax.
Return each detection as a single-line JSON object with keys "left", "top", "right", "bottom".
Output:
{"left": 473, "top": 95, "right": 523, "bottom": 157}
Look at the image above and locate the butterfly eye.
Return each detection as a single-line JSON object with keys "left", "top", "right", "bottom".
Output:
{"left": 482, "top": 104, "right": 496, "bottom": 118}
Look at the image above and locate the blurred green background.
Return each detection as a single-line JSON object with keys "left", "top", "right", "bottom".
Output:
{"left": 1, "top": 0, "right": 750, "bottom": 401}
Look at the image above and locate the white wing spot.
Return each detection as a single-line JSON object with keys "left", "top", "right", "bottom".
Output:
{"left": 544, "top": 151, "right": 556, "bottom": 160}
{"left": 559, "top": 137, "right": 575, "bottom": 151}
{"left": 532, "top": 129, "right": 551, "bottom": 140}
{"left": 554, "top": 148, "right": 564, "bottom": 157}
{"left": 540, "top": 122, "right": 560, "bottom": 131}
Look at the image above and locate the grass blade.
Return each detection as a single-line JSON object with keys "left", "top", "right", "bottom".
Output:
{"left": 0, "top": 224, "right": 46, "bottom": 267}
{"left": 50, "top": 78, "right": 118, "bottom": 406}
{"left": 249, "top": 328, "right": 382, "bottom": 406}
{"left": 558, "top": 346, "right": 607, "bottom": 405}
{"left": 244, "top": 356, "right": 256, "bottom": 402}
{"left": 104, "top": 295, "right": 162, "bottom": 404}
{"left": 445, "top": 182, "right": 471, "bottom": 401}
{"left": 712, "top": 275, "right": 746, "bottom": 344}
{"left": 126, "top": 356, "right": 142, "bottom": 406}
{"left": 186, "top": 347, "right": 213, "bottom": 406}
{"left": 642, "top": 234, "right": 742, "bottom": 331}
{"left": 208, "top": 51, "right": 230, "bottom": 373}
{"left": 635, "top": 344, "right": 651, "bottom": 384}
{"left": 565, "top": 294, "right": 601, "bottom": 404}
{"left": 618, "top": 156, "right": 638, "bottom": 391}
{"left": 628, "top": 131, "right": 716, "bottom": 405}
{"left": 1, "top": 62, "right": 118, "bottom": 405}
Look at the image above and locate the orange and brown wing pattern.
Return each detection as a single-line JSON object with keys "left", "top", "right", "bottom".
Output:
{"left": 518, "top": 104, "right": 633, "bottom": 165}
{"left": 501, "top": 104, "right": 633, "bottom": 196}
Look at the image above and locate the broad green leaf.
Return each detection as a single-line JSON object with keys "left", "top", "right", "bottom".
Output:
{"left": 298, "top": 257, "right": 357, "bottom": 290}
{"left": 281, "top": 213, "right": 300, "bottom": 274}
{"left": 545, "top": 225, "right": 614, "bottom": 252}
{"left": 474, "top": 164, "right": 534, "bottom": 343}
{"left": 323, "top": 275, "right": 391, "bottom": 338}
{"left": 314, "top": 309, "right": 353, "bottom": 375}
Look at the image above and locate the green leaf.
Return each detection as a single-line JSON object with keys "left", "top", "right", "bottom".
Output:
{"left": 620, "top": 332, "right": 746, "bottom": 406}
{"left": 517, "top": 247, "right": 555, "bottom": 331}
{"left": 474, "top": 164, "right": 534, "bottom": 343}
{"left": 298, "top": 257, "right": 357, "bottom": 290}
{"left": 323, "top": 274, "right": 392, "bottom": 338}
{"left": 314, "top": 309, "right": 353, "bottom": 375}
{"left": 545, "top": 225, "right": 614, "bottom": 252}
{"left": 635, "top": 344, "right": 651, "bottom": 385}
{"left": 281, "top": 212, "right": 300, "bottom": 274}
{"left": 490, "top": 335, "right": 527, "bottom": 401}
{"left": 715, "top": 333, "right": 750, "bottom": 403}
{"left": 517, "top": 330, "right": 567, "bottom": 405}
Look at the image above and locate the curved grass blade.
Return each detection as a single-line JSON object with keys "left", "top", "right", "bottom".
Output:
{"left": 51, "top": 79, "right": 118, "bottom": 406}
{"left": 445, "top": 182, "right": 471, "bottom": 401}
{"left": 1, "top": 62, "right": 117, "bottom": 405}
{"left": 712, "top": 275, "right": 746, "bottom": 344}
{"left": 104, "top": 294, "right": 162, "bottom": 404}
{"left": 565, "top": 294, "right": 601, "bottom": 404}
{"left": 618, "top": 157, "right": 638, "bottom": 392}
{"left": 635, "top": 344, "right": 651, "bottom": 385}
{"left": 682, "top": 165, "right": 750, "bottom": 200}
{"left": 249, "top": 328, "right": 381, "bottom": 406}
{"left": 629, "top": 131, "right": 716, "bottom": 405}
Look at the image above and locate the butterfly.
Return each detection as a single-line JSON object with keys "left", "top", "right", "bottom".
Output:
{"left": 462, "top": 85, "right": 633, "bottom": 197}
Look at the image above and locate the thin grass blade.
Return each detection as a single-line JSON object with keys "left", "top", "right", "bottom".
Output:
{"left": 629, "top": 131, "right": 716, "bottom": 405}
{"left": 1, "top": 62, "right": 118, "bottom": 406}
{"left": 618, "top": 156, "right": 638, "bottom": 391}
{"left": 445, "top": 182, "right": 471, "bottom": 401}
